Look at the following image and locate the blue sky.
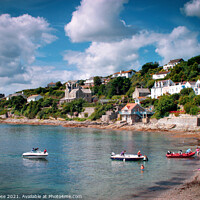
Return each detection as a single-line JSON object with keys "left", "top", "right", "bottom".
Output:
{"left": 0, "top": 0, "right": 200, "bottom": 95}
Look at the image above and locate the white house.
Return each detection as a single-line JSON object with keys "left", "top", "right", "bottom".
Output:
{"left": 163, "top": 58, "right": 184, "bottom": 71}
{"left": 184, "top": 81, "right": 196, "bottom": 89}
{"left": 152, "top": 71, "right": 170, "bottom": 80}
{"left": 84, "top": 77, "right": 94, "bottom": 87}
{"left": 112, "top": 70, "right": 134, "bottom": 79}
{"left": 6, "top": 92, "right": 26, "bottom": 100}
{"left": 151, "top": 79, "right": 175, "bottom": 99}
{"left": 194, "top": 80, "right": 200, "bottom": 95}
{"left": 27, "top": 94, "right": 43, "bottom": 103}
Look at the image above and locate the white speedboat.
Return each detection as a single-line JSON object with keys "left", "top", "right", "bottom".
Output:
{"left": 110, "top": 152, "right": 148, "bottom": 161}
{"left": 22, "top": 149, "right": 48, "bottom": 159}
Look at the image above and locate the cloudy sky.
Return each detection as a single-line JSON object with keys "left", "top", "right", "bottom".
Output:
{"left": 0, "top": 0, "right": 200, "bottom": 95}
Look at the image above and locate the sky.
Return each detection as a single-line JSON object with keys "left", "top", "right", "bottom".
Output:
{"left": 0, "top": 0, "right": 200, "bottom": 95}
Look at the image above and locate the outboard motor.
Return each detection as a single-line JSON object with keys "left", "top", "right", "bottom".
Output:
{"left": 111, "top": 152, "right": 115, "bottom": 156}
{"left": 143, "top": 155, "right": 148, "bottom": 161}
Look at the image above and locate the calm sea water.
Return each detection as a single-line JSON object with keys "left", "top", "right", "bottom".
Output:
{"left": 0, "top": 124, "right": 199, "bottom": 200}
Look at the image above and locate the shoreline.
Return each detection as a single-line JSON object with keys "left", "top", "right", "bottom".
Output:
{"left": 1, "top": 117, "right": 200, "bottom": 199}
{"left": 1, "top": 117, "right": 200, "bottom": 140}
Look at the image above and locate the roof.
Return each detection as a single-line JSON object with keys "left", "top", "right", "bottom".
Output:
{"left": 154, "top": 71, "right": 170, "bottom": 75}
{"left": 81, "top": 89, "right": 92, "bottom": 93}
{"left": 113, "top": 70, "right": 133, "bottom": 75}
{"left": 48, "top": 82, "right": 56, "bottom": 85}
{"left": 122, "top": 103, "right": 137, "bottom": 111}
{"left": 135, "top": 88, "right": 150, "bottom": 93}
{"left": 169, "top": 58, "right": 183, "bottom": 64}
{"left": 27, "top": 94, "right": 41, "bottom": 99}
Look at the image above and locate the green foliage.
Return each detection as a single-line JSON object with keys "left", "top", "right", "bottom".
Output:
{"left": 78, "top": 80, "right": 85, "bottom": 86}
{"left": 193, "top": 95, "right": 200, "bottom": 106}
{"left": 140, "top": 62, "right": 159, "bottom": 76}
{"left": 56, "top": 81, "right": 62, "bottom": 88}
{"left": 94, "top": 76, "right": 102, "bottom": 86}
{"left": 140, "top": 98, "right": 157, "bottom": 108}
{"left": 89, "top": 104, "right": 114, "bottom": 120}
{"left": 154, "top": 95, "right": 177, "bottom": 118}
{"left": 0, "top": 109, "right": 7, "bottom": 115}
{"left": 61, "top": 99, "right": 86, "bottom": 115}
{"left": 187, "top": 55, "right": 200, "bottom": 66}
{"left": 189, "top": 106, "right": 199, "bottom": 115}
{"left": 8, "top": 96, "right": 27, "bottom": 111}
{"left": 180, "top": 88, "right": 194, "bottom": 96}
{"left": 184, "top": 102, "right": 199, "bottom": 115}
{"left": 23, "top": 101, "right": 42, "bottom": 119}
{"left": 179, "top": 96, "right": 190, "bottom": 105}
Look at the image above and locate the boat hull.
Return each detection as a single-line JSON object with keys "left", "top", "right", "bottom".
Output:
{"left": 110, "top": 154, "right": 145, "bottom": 161}
{"left": 166, "top": 152, "right": 195, "bottom": 158}
{"left": 22, "top": 152, "right": 48, "bottom": 159}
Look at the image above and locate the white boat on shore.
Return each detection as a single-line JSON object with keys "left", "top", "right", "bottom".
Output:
{"left": 22, "top": 149, "right": 48, "bottom": 159}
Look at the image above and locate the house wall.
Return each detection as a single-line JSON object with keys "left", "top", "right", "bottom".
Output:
{"left": 152, "top": 74, "right": 167, "bottom": 80}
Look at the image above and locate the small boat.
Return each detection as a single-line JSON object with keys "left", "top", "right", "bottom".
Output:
{"left": 166, "top": 152, "right": 195, "bottom": 158}
{"left": 110, "top": 152, "right": 148, "bottom": 161}
{"left": 22, "top": 149, "right": 48, "bottom": 159}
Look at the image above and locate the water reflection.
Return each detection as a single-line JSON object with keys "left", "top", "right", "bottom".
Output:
{"left": 22, "top": 158, "right": 48, "bottom": 167}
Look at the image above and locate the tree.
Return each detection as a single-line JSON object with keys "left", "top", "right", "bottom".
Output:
{"left": 187, "top": 55, "right": 200, "bottom": 66}
{"left": 179, "top": 96, "right": 190, "bottom": 105}
{"left": 140, "top": 62, "right": 159, "bottom": 76}
{"left": 9, "top": 96, "right": 26, "bottom": 111}
{"left": 94, "top": 76, "right": 102, "bottom": 86}
{"left": 56, "top": 81, "right": 62, "bottom": 88}
{"left": 180, "top": 88, "right": 194, "bottom": 96}
{"left": 155, "top": 95, "right": 177, "bottom": 118}
{"left": 105, "top": 77, "right": 131, "bottom": 98}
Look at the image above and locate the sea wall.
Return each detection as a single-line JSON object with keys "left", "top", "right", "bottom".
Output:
{"left": 157, "top": 116, "right": 200, "bottom": 127}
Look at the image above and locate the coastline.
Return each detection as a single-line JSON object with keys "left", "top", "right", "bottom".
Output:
{"left": 1, "top": 117, "right": 200, "bottom": 139}
{"left": 1, "top": 117, "right": 200, "bottom": 199}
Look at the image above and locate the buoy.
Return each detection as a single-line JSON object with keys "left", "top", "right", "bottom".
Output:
{"left": 123, "top": 158, "right": 125, "bottom": 162}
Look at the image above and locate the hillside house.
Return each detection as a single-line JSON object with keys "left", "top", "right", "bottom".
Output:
{"left": 194, "top": 80, "right": 200, "bottom": 95}
{"left": 132, "top": 88, "right": 150, "bottom": 99}
{"left": 59, "top": 82, "right": 92, "bottom": 104}
{"left": 27, "top": 94, "right": 43, "bottom": 103}
{"left": 163, "top": 58, "right": 184, "bottom": 71}
{"left": 47, "top": 82, "right": 56, "bottom": 87}
{"left": 152, "top": 71, "right": 170, "bottom": 80}
{"left": 6, "top": 93, "right": 26, "bottom": 100}
{"left": 151, "top": 79, "right": 175, "bottom": 99}
{"left": 112, "top": 70, "right": 134, "bottom": 79}
{"left": 120, "top": 103, "right": 147, "bottom": 124}
{"left": 150, "top": 79, "right": 200, "bottom": 99}
{"left": 84, "top": 77, "right": 94, "bottom": 88}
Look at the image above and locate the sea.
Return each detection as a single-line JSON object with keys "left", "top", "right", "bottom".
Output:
{"left": 0, "top": 124, "right": 199, "bottom": 200}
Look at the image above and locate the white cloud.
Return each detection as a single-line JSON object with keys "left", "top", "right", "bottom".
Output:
{"left": 155, "top": 26, "right": 200, "bottom": 64}
{"left": 64, "top": 26, "right": 200, "bottom": 76}
{"left": 182, "top": 0, "right": 200, "bottom": 18}
{"left": 63, "top": 31, "right": 158, "bottom": 77}
{"left": 65, "top": 0, "right": 136, "bottom": 42}
{"left": 0, "top": 65, "right": 74, "bottom": 95}
{"left": 0, "top": 14, "right": 57, "bottom": 79}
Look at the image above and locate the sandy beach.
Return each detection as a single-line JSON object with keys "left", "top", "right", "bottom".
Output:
{"left": 1, "top": 117, "right": 200, "bottom": 199}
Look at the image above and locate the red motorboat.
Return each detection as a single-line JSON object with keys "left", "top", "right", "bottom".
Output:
{"left": 166, "top": 152, "right": 196, "bottom": 158}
